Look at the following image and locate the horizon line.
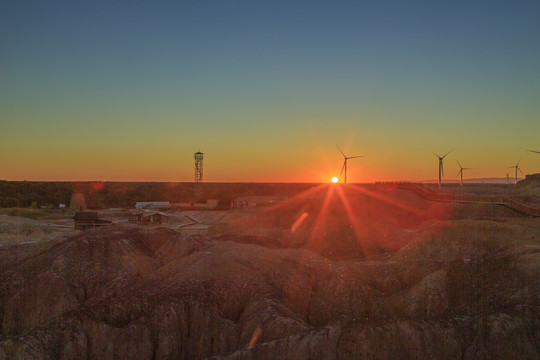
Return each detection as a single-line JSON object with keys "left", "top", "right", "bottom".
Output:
{"left": 0, "top": 177, "right": 530, "bottom": 184}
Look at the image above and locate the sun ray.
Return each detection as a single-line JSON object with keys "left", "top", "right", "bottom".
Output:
{"left": 346, "top": 184, "right": 425, "bottom": 216}
{"left": 334, "top": 184, "right": 373, "bottom": 257}
{"left": 306, "top": 184, "right": 336, "bottom": 247}
{"left": 259, "top": 183, "right": 328, "bottom": 214}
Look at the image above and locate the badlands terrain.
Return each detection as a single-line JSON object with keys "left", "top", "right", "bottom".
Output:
{"left": 0, "top": 183, "right": 539, "bottom": 359}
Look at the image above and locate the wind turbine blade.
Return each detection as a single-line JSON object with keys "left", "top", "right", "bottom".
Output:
{"left": 336, "top": 145, "right": 346, "bottom": 158}
{"left": 442, "top": 149, "right": 453, "bottom": 159}
{"left": 434, "top": 152, "right": 441, "bottom": 158}
{"left": 340, "top": 161, "right": 346, "bottom": 175}
{"left": 517, "top": 158, "right": 521, "bottom": 166}
{"left": 457, "top": 169, "right": 461, "bottom": 177}
{"left": 456, "top": 160, "right": 462, "bottom": 169}
{"left": 527, "top": 149, "right": 540, "bottom": 154}
{"left": 348, "top": 155, "right": 365, "bottom": 159}
{"left": 518, "top": 166, "right": 524, "bottom": 175}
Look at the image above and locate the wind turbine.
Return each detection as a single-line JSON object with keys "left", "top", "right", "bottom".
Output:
{"left": 434, "top": 150, "right": 452, "bottom": 189}
{"left": 456, "top": 161, "right": 471, "bottom": 187}
{"left": 337, "top": 145, "right": 364, "bottom": 184}
{"left": 508, "top": 159, "right": 523, "bottom": 184}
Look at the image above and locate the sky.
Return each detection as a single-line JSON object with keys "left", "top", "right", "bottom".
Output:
{"left": 1, "top": 0, "right": 539, "bottom": 183}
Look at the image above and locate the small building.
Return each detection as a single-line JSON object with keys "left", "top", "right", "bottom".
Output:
{"left": 135, "top": 201, "right": 170, "bottom": 209}
{"left": 73, "top": 211, "right": 113, "bottom": 230}
{"left": 129, "top": 210, "right": 169, "bottom": 225}
{"left": 129, "top": 211, "right": 145, "bottom": 223}
{"left": 522, "top": 173, "right": 540, "bottom": 185}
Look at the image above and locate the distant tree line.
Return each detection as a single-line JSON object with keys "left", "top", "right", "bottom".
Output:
{"left": 0, "top": 181, "right": 72, "bottom": 208}
{"left": 0, "top": 181, "right": 315, "bottom": 210}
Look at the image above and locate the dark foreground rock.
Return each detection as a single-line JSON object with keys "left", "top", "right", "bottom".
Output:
{"left": 0, "top": 218, "right": 538, "bottom": 359}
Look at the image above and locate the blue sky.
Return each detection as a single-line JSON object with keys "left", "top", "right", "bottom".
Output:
{"left": 1, "top": 1, "right": 539, "bottom": 181}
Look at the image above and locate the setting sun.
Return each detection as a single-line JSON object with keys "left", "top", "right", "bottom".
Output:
{"left": 331, "top": 177, "right": 339, "bottom": 183}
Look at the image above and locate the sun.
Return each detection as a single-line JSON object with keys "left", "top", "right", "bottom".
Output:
{"left": 331, "top": 177, "right": 339, "bottom": 183}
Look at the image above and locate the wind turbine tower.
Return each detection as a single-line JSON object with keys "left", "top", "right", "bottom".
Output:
{"left": 508, "top": 159, "right": 523, "bottom": 185}
{"left": 194, "top": 151, "right": 204, "bottom": 183}
{"left": 456, "top": 161, "right": 471, "bottom": 187}
{"left": 337, "top": 145, "right": 364, "bottom": 184}
{"left": 434, "top": 150, "right": 452, "bottom": 190}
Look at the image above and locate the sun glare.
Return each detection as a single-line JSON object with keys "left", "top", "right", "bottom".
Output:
{"left": 331, "top": 177, "right": 339, "bottom": 183}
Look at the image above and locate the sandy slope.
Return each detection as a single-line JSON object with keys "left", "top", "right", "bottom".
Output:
{"left": 0, "top": 214, "right": 73, "bottom": 246}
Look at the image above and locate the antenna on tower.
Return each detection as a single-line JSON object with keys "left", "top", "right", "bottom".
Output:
{"left": 194, "top": 151, "right": 204, "bottom": 182}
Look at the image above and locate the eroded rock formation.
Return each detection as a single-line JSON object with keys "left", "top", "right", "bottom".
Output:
{"left": 1, "top": 187, "right": 539, "bottom": 359}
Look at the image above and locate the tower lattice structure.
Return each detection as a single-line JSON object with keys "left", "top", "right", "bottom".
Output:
{"left": 194, "top": 151, "right": 204, "bottom": 182}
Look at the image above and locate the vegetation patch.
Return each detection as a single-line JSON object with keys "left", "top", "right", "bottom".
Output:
{"left": 0, "top": 208, "right": 50, "bottom": 220}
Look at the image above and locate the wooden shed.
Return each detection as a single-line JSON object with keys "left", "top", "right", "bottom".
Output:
{"left": 129, "top": 211, "right": 169, "bottom": 225}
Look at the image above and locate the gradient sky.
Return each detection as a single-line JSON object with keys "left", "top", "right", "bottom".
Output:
{"left": 1, "top": 0, "right": 539, "bottom": 182}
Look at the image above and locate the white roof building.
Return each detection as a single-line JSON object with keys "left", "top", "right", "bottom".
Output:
{"left": 135, "top": 201, "right": 170, "bottom": 209}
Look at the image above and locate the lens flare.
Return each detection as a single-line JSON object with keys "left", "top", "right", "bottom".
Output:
{"left": 331, "top": 177, "right": 339, "bottom": 183}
